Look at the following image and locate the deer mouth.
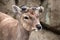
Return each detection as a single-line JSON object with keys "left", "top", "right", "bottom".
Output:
{"left": 32, "top": 26, "right": 42, "bottom": 31}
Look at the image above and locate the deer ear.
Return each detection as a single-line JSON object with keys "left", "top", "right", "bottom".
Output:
{"left": 12, "top": 5, "right": 21, "bottom": 14}
{"left": 37, "top": 6, "right": 44, "bottom": 13}
{"left": 40, "top": 6, "right": 44, "bottom": 13}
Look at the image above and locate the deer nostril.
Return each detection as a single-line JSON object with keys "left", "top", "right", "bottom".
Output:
{"left": 36, "top": 24, "right": 42, "bottom": 30}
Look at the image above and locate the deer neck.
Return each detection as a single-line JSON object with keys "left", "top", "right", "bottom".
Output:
{"left": 20, "top": 27, "right": 30, "bottom": 40}
{"left": 16, "top": 18, "right": 30, "bottom": 40}
{"left": 15, "top": 14, "right": 30, "bottom": 40}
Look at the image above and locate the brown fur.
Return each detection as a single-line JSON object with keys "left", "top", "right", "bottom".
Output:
{"left": 0, "top": 12, "right": 19, "bottom": 40}
{"left": 0, "top": 10, "right": 40, "bottom": 40}
{"left": 0, "top": 5, "right": 43, "bottom": 40}
{"left": 0, "top": 12, "right": 30, "bottom": 40}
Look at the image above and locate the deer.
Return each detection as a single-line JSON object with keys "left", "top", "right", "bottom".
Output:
{"left": 0, "top": 5, "right": 44, "bottom": 40}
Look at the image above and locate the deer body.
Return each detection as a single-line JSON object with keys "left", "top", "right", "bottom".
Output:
{"left": 0, "top": 12, "right": 30, "bottom": 40}
{"left": 0, "top": 12, "right": 19, "bottom": 40}
{"left": 0, "top": 5, "right": 44, "bottom": 40}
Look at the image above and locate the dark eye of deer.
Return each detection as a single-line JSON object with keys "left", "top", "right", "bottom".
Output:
{"left": 24, "top": 16, "right": 29, "bottom": 19}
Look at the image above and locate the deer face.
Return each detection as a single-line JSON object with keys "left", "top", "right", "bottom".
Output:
{"left": 12, "top": 5, "right": 44, "bottom": 31}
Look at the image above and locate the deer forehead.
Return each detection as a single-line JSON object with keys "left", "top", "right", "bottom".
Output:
{"left": 22, "top": 13, "right": 38, "bottom": 18}
{"left": 21, "top": 14, "right": 39, "bottom": 25}
{"left": 24, "top": 10, "right": 39, "bottom": 17}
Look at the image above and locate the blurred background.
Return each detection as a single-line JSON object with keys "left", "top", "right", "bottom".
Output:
{"left": 0, "top": 0, "right": 60, "bottom": 40}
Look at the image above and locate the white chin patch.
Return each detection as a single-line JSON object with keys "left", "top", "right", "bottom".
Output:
{"left": 32, "top": 27, "right": 42, "bottom": 31}
{"left": 35, "top": 29, "right": 42, "bottom": 31}
{"left": 32, "top": 28, "right": 38, "bottom": 31}
{"left": 35, "top": 29, "right": 38, "bottom": 31}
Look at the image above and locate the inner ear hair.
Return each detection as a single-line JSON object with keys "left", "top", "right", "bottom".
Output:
{"left": 40, "top": 6, "right": 44, "bottom": 12}
{"left": 39, "top": 8, "right": 43, "bottom": 12}
{"left": 12, "top": 5, "right": 22, "bottom": 13}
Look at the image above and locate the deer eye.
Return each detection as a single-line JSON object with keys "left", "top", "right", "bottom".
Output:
{"left": 24, "top": 16, "right": 29, "bottom": 19}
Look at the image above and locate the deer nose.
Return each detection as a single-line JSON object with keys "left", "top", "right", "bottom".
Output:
{"left": 36, "top": 24, "right": 42, "bottom": 30}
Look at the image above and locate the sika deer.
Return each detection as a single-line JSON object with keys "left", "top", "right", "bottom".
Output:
{"left": 0, "top": 5, "right": 44, "bottom": 40}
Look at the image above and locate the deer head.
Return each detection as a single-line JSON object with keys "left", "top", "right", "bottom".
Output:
{"left": 12, "top": 5, "right": 44, "bottom": 31}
